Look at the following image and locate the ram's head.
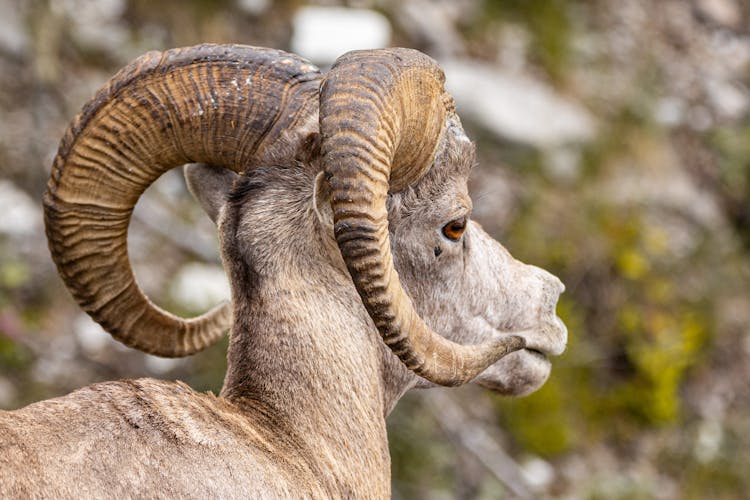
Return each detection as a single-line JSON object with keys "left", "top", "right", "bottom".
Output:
{"left": 312, "top": 49, "right": 567, "bottom": 393}
{"left": 44, "top": 45, "right": 566, "bottom": 398}
{"left": 383, "top": 122, "right": 567, "bottom": 396}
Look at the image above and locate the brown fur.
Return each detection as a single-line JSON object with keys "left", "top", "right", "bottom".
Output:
{"left": 0, "top": 124, "right": 566, "bottom": 498}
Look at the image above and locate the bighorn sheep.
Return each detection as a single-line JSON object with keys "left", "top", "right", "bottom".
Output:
{"left": 0, "top": 44, "right": 567, "bottom": 497}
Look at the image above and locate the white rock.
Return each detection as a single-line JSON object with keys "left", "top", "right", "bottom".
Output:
{"left": 688, "top": 105, "right": 714, "bottom": 131}
{"left": 170, "top": 262, "right": 231, "bottom": 313}
{"left": 0, "top": 376, "right": 17, "bottom": 408}
{"left": 654, "top": 96, "right": 686, "bottom": 127}
{"left": 545, "top": 147, "right": 582, "bottom": 183}
{"left": 291, "top": 6, "right": 391, "bottom": 65}
{"left": 74, "top": 313, "right": 112, "bottom": 356}
{"left": 236, "top": 0, "right": 270, "bottom": 16}
{"left": 0, "top": 181, "right": 42, "bottom": 237}
{"left": 694, "top": 419, "right": 723, "bottom": 463}
{"left": 397, "top": 0, "right": 465, "bottom": 58}
{"left": 144, "top": 354, "right": 182, "bottom": 375}
{"left": 441, "top": 59, "right": 596, "bottom": 148}
{"left": 705, "top": 78, "right": 749, "bottom": 120}
{"left": 604, "top": 158, "right": 722, "bottom": 229}
{"left": 520, "top": 456, "right": 555, "bottom": 491}
{"left": 52, "top": 0, "right": 129, "bottom": 56}
{"left": 695, "top": 0, "right": 741, "bottom": 29}
{"left": 0, "top": 0, "right": 29, "bottom": 56}
{"left": 32, "top": 335, "right": 78, "bottom": 385}
{"left": 151, "top": 167, "right": 187, "bottom": 203}
{"left": 497, "top": 23, "right": 531, "bottom": 74}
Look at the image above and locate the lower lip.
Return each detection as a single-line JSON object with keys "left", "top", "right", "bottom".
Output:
{"left": 525, "top": 348, "right": 547, "bottom": 359}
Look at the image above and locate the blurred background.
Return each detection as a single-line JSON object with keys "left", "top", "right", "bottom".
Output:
{"left": 1, "top": 0, "right": 749, "bottom": 497}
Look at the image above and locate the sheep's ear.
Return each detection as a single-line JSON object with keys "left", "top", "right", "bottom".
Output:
{"left": 296, "top": 132, "right": 322, "bottom": 165}
{"left": 184, "top": 163, "right": 238, "bottom": 224}
{"left": 313, "top": 170, "right": 334, "bottom": 230}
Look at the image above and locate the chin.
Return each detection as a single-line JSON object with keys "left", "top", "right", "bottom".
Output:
{"left": 475, "top": 349, "right": 552, "bottom": 397}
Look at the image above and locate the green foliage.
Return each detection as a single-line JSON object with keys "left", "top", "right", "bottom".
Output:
{"left": 0, "top": 252, "right": 31, "bottom": 312}
{"left": 660, "top": 449, "right": 748, "bottom": 499}
{"left": 0, "top": 334, "right": 31, "bottom": 370}
{"left": 388, "top": 395, "right": 456, "bottom": 494}
{"left": 682, "top": 461, "right": 745, "bottom": 500}
{"left": 0, "top": 244, "right": 33, "bottom": 371}
{"left": 496, "top": 368, "right": 573, "bottom": 456}
{"left": 482, "top": 0, "right": 573, "bottom": 81}
{"left": 493, "top": 147, "right": 713, "bottom": 455}
{"left": 182, "top": 335, "right": 230, "bottom": 395}
{"left": 0, "top": 260, "right": 30, "bottom": 292}
{"left": 708, "top": 124, "right": 750, "bottom": 248}
{"left": 710, "top": 125, "right": 750, "bottom": 200}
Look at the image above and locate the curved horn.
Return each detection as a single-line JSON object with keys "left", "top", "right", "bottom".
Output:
{"left": 319, "top": 48, "right": 524, "bottom": 386}
{"left": 44, "top": 44, "right": 320, "bottom": 357}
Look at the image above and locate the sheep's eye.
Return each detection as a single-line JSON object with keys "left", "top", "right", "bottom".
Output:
{"left": 442, "top": 218, "right": 467, "bottom": 241}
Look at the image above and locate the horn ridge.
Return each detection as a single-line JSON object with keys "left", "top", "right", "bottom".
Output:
{"left": 320, "top": 48, "right": 525, "bottom": 386}
{"left": 45, "top": 44, "right": 321, "bottom": 357}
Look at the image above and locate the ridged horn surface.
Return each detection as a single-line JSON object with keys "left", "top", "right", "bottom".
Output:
{"left": 319, "top": 48, "right": 524, "bottom": 386}
{"left": 44, "top": 44, "right": 320, "bottom": 357}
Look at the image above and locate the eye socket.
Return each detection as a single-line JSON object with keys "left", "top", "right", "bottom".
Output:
{"left": 442, "top": 218, "right": 467, "bottom": 241}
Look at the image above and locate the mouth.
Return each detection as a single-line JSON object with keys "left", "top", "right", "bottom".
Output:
{"left": 475, "top": 341, "right": 553, "bottom": 396}
{"left": 505, "top": 315, "right": 568, "bottom": 358}
{"left": 525, "top": 348, "right": 547, "bottom": 358}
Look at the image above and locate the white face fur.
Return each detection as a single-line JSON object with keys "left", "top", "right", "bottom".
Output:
{"left": 389, "top": 123, "right": 567, "bottom": 395}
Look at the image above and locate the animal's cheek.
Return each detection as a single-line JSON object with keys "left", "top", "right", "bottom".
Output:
{"left": 436, "top": 313, "right": 495, "bottom": 347}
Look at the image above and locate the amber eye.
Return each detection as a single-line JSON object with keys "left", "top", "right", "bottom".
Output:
{"left": 442, "top": 218, "right": 467, "bottom": 241}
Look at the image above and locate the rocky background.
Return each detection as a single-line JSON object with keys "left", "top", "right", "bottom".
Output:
{"left": 2, "top": 0, "right": 750, "bottom": 498}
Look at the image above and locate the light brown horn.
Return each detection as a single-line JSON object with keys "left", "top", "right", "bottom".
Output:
{"left": 319, "top": 48, "right": 524, "bottom": 386}
{"left": 44, "top": 44, "right": 320, "bottom": 357}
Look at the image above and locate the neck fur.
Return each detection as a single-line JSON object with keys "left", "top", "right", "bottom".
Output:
{"left": 216, "top": 166, "right": 415, "bottom": 492}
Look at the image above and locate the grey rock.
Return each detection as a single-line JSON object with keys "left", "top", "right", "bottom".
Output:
{"left": 291, "top": 6, "right": 390, "bottom": 65}
{"left": 441, "top": 59, "right": 596, "bottom": 148}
